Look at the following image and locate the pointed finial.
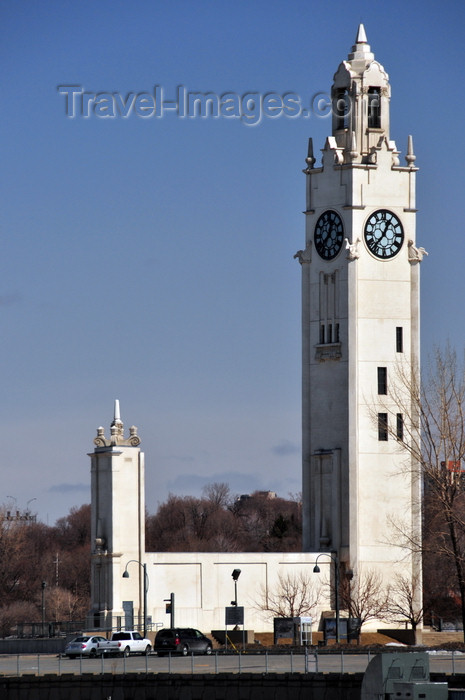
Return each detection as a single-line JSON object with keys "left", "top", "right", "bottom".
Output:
{"left": 405, "top": 135, "right": 416, "bottom": 167}
{"left": 303, "top": 138, "right": 316, "bottom": 173}
{"left": 348, "top": 23, "right": 374, "bottom": 63}
{"left": 110, "top": 399, "right": 124, "bottom": 442}
{"left": 355, "top": 23, "right": 367, "bottom": 44}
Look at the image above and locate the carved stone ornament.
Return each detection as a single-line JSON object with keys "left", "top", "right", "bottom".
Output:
{"left": 93, "top": 422, "right": 141, "bottom": 447}
{"left": 316, "top": 343, "right": 342, "bottom": 361}
{"left": 345, "top": 237, "right": 361, "bottom": 260}
{"left": 408, "top": 239, "right": 428, "bottom": 263}
{"left": 294, "top": 242, "right": 312, "bottom": 264}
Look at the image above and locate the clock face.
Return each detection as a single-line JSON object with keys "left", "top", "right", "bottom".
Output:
{"left": 314, "top": 210, "right": 344, "bottom": 260}
{"left": 364, "top": 210, "right": 404, "bottom": 259}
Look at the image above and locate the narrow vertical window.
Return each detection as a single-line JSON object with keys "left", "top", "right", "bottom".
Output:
{"left": 320, "top": 325, "right": 325, "bottom": 344}
{"left": 396, "top": 327, "right": 403, "bottom": 353}
{"left": 368, "top": 87, "right": 381, "bottom": 128}
{"left": 378, "top": 413, "right": 388, "bottom": 441}
{"left": 396, "top": 413, "right": 404, "bottom": 441}
{"left": 335, "top": 89, "right": 350, "bottom": 130}
{"left": 335, "top": 323, "right": 340, "bottom": 343}
{"left": 377, "top": 367, "right": 387, "bottom": 395}
{"left": 328, "top": 324, "right": 333, "bottom": 343}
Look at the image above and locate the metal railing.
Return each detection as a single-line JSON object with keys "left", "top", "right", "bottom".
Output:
{"left": 0, "top": 649, "right": 464, "bottom": 677}
{"left": 14, "top": 616, "right": 163, "bottom": 639}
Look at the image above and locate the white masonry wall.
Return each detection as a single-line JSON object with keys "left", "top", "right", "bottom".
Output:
{"left": 143, "top": 551, "right": 328, "bottom": 633}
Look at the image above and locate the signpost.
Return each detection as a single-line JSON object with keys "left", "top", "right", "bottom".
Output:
{"left": 164, "top": 593, "right": 175, "bottom": 629}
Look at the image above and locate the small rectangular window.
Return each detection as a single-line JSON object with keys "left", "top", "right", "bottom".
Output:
{"left": 396, "top": 327, "right": 403, "bottom": 353}
{"left": 377, "top": 367, "right": 387, "bottom": 395}
{"left": 320, "top": 325, "right": 325, "bottom": 344}
{"left": 378, "top": 413, "right": 388, "bottom": 441}
{"left": 335, "top": 323, "right": 340, "bottom": 343}
{"left": 328, "top": 324, "right": 332, "bottom": 343}
{"left": 396, "top": 413, "right": 404, "bottom": 441}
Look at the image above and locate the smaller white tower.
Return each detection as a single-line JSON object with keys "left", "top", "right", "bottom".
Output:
{"left": 89, "top": 402, "right": 145, "bottom": 630}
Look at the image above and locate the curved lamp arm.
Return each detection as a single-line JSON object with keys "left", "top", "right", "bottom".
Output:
{"left": 312, "top": 551, "right": 340, "bottom": 643}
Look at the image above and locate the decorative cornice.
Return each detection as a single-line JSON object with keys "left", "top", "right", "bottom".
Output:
{"left": 94, "top": 425, "right": 141, "bottom": 447}
{"left": 93, "top": 400, "right": 141, "bottom": 447}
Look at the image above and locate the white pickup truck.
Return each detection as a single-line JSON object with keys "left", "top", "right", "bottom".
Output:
{"left": 97, "top": 631, "right": 152, "bottom": 656}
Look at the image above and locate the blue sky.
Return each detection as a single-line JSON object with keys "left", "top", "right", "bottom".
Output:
{"left": 1, "top": 1, "right": 464, "bottom": 524}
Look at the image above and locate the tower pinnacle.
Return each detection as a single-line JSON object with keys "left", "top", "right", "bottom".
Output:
{"left": 347, "top": 23, "right": 374, "bottom": 64}
{"left": 112, "top": 399, "right": 122, "bottom": 426}
{"left": 355, "top": 23, "right": 367, "bottom": 44}
{"left": 331, "top": 23, "right": 390, "bottom": 157}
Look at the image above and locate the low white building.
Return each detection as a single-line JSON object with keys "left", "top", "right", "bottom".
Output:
{"left": 89, "top": 403, "right": 327, "bottom": 633}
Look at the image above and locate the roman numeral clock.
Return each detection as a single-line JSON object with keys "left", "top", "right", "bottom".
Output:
{"left": 364, "top": 209, "right": 404, "bottom": 259}
{"left": 314, "top": 210, "right": 344, "bottom": 261}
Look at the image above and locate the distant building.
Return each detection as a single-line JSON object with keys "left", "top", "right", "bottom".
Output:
{"left": 4, "top": 510, "right": 37, "bottom": 523}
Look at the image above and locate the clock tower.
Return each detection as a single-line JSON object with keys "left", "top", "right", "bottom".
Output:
{"left": 297, "top": 26, "right": 423, "bottom": 593}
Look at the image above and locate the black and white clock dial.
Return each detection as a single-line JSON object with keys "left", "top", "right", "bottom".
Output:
{"left": 314, "top": 210, "right": 344, "bottom": 261}
{"left": 364, "top": 210, "right": 404, "bottom": 259}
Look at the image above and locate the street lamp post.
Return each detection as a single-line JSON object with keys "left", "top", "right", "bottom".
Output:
{"left": 313, "top": 551, "right": 340, "bottom": 643}
{"left": 231, "top": 569, "right": 241, "bottom": 606}
{"left": 122, "top": 560, "right": 148, "bottom": 638}
{"left": 41, "top": 581, "right": 47, "bottom": 635}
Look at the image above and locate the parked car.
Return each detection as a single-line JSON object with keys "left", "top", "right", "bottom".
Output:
{"left": 64, "top": 635, "right": 108, "bottom": 657}
{"left": 154, "top": 628, "right": 212, "bottom": 656}
{"left": 97, "top": 631, "right": 152, "bottom": 656}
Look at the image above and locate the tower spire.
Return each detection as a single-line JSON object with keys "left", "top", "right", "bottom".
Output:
{"left": 331, "top": 23, "right": 390, "bottom": 157}
{"left": 355, "top": 23, "right": 367, "bottom": 44}
{"left": 113, "top": 399, "right": 121, "bottom": 425}
{"left": 347, "top": 23, "right": 374, "bottom": 64}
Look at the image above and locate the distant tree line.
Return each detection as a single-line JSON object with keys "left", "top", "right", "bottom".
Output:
{"left": 0, "top": 486, "right": 302, "bottom": 636}
{"left": 2, "top": 439, "right": 465, "bottom": 637}
{"left": 0, "top": 504, "right": 91, "bottom": 636}
{"left": 145, "top": 484, "right": 302, "bottom": 553}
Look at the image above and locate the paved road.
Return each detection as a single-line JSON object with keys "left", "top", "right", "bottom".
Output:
{"left": 0, "top": 651, "right": 465, "bottom": 677}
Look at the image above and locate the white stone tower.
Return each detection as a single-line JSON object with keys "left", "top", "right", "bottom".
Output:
{"left": 89, "top": 401, "right": 145, "bottom": 630}
{"left": 297, "top": 26, "right": 423, "bottom": 590}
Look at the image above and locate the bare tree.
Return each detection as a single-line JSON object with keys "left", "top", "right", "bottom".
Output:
{"left": 340, "top": 568, "right": 389, "bottom": 636}
{"left": 379, "top": 346, "right": 465, "bottom": 639}
{"left": 202, "top": 482, "right": 231, "bottom": 509}
{"left": 255, "top": 571, "right": 322, "bottom": 620}
{"left": 385, "top": 572, "right": 424, "bottom": 644}
{"left": 0, "top": 601, "right": 39, "bottom": 638}
{"left": 46, "top": 586, "right": 88, "bottom": 622}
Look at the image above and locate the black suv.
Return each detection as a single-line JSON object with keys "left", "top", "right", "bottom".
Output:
{"left": 154, "top": 628, "right": 212, "bottom": 656}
